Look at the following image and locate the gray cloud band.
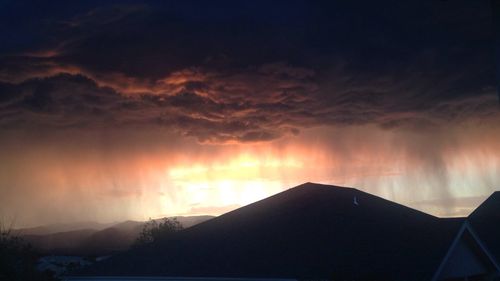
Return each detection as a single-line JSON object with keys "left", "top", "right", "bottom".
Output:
{"left": 0, "top": 63, "right": 497, "bottom": 144}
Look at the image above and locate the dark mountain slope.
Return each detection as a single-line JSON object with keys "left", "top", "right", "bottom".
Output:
{"left": 22, "top": 216, "right": 214, "bottom": 256}
{"left": 84, "top": 183, "right": 462, "bottom": 280}
{"left": 23, "top": 229, "right": 97, "bottom": 254}
{"left": 15, "top": 221, "right": 114, "bottom": 236}
{"left": 78, "top": 224, "right": 142, "bottom": 255}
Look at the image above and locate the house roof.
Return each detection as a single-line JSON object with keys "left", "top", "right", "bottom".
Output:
{"left": 79, "top": 183, "right": 465, "bottom": 280}
{"left": 469, "top": 191, "right": 500, "bottom": 262}
{"left": 430, "top": 221, "right": 500, "bottom": 281}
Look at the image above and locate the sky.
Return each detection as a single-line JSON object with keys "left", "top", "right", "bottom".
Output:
{"left": 0, "top": 0, "right": 499, "bottom": 227}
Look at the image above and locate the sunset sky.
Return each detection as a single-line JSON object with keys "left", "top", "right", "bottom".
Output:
{"left": 1, "top": 0, "right": 499, "bottom": 227}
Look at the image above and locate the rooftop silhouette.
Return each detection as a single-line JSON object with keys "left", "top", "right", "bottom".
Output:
{"left": 81, "top": 183, "right": 477, "bottom": 280}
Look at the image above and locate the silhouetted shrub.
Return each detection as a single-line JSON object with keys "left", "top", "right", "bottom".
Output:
{"left": 134, "top": 218, "right": 183, "bottom": 246}
{"left": 0, "top": 223, "right": 57, "bottom": 281}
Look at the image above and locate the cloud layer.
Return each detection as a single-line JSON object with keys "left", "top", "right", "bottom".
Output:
{"left": 0, "top": 62, "right": 497, "bottom": 144}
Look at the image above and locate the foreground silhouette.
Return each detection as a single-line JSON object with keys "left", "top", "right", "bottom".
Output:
{"left": 73, "top": 183, "right": 500, "bottom": 281}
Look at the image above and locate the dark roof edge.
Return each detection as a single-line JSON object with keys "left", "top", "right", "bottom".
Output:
{"left": 430, "top": 221, "right": 500, "bottom": 281}
{"left": 296, "top": 182, "right": 440, "bottom": 219}
{"left": 469, "top": 191, "right": 500, "bottom": 217}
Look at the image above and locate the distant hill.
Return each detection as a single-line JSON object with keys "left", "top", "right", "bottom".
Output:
{"left": 19, "top": 216, "right": 214, "bottom": 256}
{"left": 22, "top": 229, "right": 97, "bottom": 254}
{"left": 83, "top": 183, "right": 464, "bottom": 280}
{"left": 78, "top": 216, "right": 214, "bottom": 255}
{"left": 15, "top": 221, "right": 115, "bottom": 236}
{"left": 61, "top": 220, "right": 144, "bottom": 256}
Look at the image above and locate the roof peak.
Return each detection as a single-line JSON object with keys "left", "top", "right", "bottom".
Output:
{"left": 293, "top": 182, "right": 357, "bottom": 190}
{"left": 469, "top": 191, "right": 500, "bottom": 219}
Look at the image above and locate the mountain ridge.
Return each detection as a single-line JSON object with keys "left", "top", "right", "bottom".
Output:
{"left": 19, "top": 215, "right": 215, "bottom": 256}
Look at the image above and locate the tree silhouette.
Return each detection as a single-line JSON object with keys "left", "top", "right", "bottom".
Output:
{"left": 0, "top": 221, "right": 56, "bottom": 281}
{"left": 135, "top": 217, "right": 183, "bottom": 246}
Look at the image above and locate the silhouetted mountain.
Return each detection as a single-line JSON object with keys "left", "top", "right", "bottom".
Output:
{"left": 78, "top": 223, "right": 141, "bottom": 256}
{"left": 21, "top": 216, "right": 214, "bottom": 256}
{"left": 22, "top": 229, "right": 97, "bottom": 255}
{"left": 83, "top": 183, "right": 464, "bottom": 280}
{"left": 15, "top": 221, "right": 114, "bottom": 236}
{"left": 78, "top": 216, "right": 214, "bottom": 255}
{"left": 469, "top": 191, "right": 500, "bottom": 262}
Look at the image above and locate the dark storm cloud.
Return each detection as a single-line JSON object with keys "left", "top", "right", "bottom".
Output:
{"left": 0, "top": 68, "right": 315, "bottom": 142}
{"left": 0, "top": 0, "right": 498, "bottom": 143}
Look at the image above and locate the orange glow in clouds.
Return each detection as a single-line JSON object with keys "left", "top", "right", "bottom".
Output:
{"left": 168, "top": 154, "right": 303, "bottom": 211}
